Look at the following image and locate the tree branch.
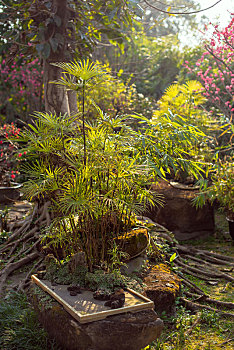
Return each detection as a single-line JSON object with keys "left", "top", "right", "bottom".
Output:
{"left": 143, "top": 0, "right": 223, "bottom": 15}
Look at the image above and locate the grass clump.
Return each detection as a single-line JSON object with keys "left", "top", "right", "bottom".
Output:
{"left": 0, "top": 291, "right": 60, "bottom": 350}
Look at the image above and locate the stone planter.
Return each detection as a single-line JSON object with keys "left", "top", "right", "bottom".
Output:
{"left": 30, "top": 276, "right": 164, "bottom": 350}
{"left": 0, "top": 183, "right": 22, "bottom": 204}
{"left": 147, "top": 180, "right": 215, "bottom": 241}
{"left": 31, "top": 275, "right": 155, "bottom": 323}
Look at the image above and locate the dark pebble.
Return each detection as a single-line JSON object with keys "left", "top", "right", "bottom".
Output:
{"left": 67, "top": 285, "right": 81, "bottom": 293}
{"left": 70, "top": 291, "right": 78, "bottom": 296}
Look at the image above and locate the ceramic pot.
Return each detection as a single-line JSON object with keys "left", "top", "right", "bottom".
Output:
{"left": 0, "top": 183, "right": 22, "bottom": 203}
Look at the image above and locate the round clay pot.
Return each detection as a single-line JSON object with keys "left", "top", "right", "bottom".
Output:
{"left": 0, "top": 183, "right": 22, "bottom": 203}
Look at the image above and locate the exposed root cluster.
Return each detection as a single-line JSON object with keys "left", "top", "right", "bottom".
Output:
{"left": 146, "top": 218, "right": 234, "bottom": 318}
{"left": 0, "top": 201, "right": 51, "bottom": 296}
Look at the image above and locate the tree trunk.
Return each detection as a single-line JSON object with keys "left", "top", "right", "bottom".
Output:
{"left": 67, "top": 90, "right": 79, "bottom": 115}
{"left": 43, "top": 0, "right": 70, "bottom": 115}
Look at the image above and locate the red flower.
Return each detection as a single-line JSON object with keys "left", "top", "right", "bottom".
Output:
{"left": 18, "top": 153, "right": 22, "bottom": 157}
{"left": 23, "top": 151, "right": 27, "bottom": 155}
{"left": 11, "top": 174, "right": 16, "bottom": 179}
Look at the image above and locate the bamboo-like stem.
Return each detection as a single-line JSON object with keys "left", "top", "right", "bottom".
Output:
{"left": 82, "top": 81, "right": 86, "bottom": 166}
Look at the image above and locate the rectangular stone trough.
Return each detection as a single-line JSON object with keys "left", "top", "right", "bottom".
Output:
{"left": 31, "top": 274, "right": 154, "bottom": 324}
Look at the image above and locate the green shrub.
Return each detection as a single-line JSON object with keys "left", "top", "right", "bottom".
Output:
{"left": 0, "top": 291, "right": 60, "bottom": 350}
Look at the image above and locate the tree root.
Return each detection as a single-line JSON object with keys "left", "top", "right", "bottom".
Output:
{"left": 220, "top": 337, "right": 234, "bottom": 346}
{"left": 178, "top": 272, "right": 207, "bottom": 296}
{"left": 183, "top": 290, "right": 234, "bottom": 310}
{"left": 184, "top": 313, "right": 201, "bottom": 336}
{"left": 199, "top": 250, "right": 234, "bottom": 263}
{"left": 138, "top": 216, "right": 175, "bottom": 243}
{"left": 0, "top": 251, "right": 40, "bottom": 297}
{"left": 17, "top": 257, "right": 44, "bottom": 292}
{"left": 5, "top": 203, "right": 38, "bottom": 244}
{"left": 176, "top": 244, "right": 234, "bottom": 264}
{"left": 175, "top": 259, "right": 234, "bottom": 282}
{"left": 180, "top": 297, "right": 234, "bottom": 318}
{"left": 34, "top": 201, "right": 51, "bottom": 225}
{"left": 1, "top": 227, "right": 39, "bottom": 257}
{"left": 177, "top": 266, "right": 219, "bottom": 283}
{"left": 181, "top": 253, "right": 234, "bottom": 268}
{"left": 199, "top": 254, "right": 234, "bottom": 266}
{"left": 0, "top": 201, "right": 52, "bottom": 295}
{"left": 3, "top": 239, "right": 36, "bottom": 267}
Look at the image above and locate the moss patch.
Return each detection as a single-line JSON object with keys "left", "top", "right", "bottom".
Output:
{"left": 115, "top": 228, "right": 149, "bottom": 259}
{"left": 145, "top": 263, "right": 181, "bottom": 296}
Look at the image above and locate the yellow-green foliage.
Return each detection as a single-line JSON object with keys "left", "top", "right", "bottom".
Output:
{"left": 153, "top": 80, "right": 208, "bottom": 130}
{"left": 77, "top": 63, "right": 154, "bottom": 120}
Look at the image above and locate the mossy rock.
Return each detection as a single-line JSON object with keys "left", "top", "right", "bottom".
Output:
{"left": 144, "top": 263, "right": 181, "bottom": 315}
{"left": 116, "top": 228, "right": 149, "bottom": 260}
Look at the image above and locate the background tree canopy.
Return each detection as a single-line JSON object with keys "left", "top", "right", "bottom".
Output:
{"left": 0, "top": 0, "right": 142, "bottom": 115}
{"left": 0, "top": 0, "right": 231, "bottom": 121}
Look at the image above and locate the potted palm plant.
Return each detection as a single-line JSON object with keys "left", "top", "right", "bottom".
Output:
{"left": 151, "top": 80, "right": 210, "bottom": 186}
{"left": 14, "top": 61, "right": 165, "bottom": 348}
{"left": 17, "top": 60, "right": 162, "bottom": 274}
